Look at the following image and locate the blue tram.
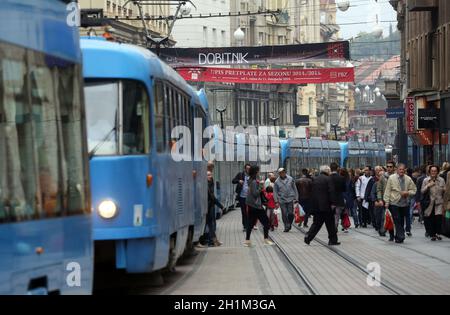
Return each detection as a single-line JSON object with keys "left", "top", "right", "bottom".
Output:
{"left": 81, "top": 38, "right": 207, "bottom": 273}
{"left": 0, "top": 0, "right": 93, "bottom": 294}
{"left": 282, "top": 139, "right": 387, "bottom": 176}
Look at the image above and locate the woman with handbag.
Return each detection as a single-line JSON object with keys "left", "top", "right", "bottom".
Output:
{"left": 244, "top": 165, "right": 274, "bottom": 247}
{"left": 421, "top": 166, "right": 446, "bottom": 241}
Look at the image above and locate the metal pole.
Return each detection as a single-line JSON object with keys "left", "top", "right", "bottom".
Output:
{"left": 216, "top": 107, "right": 227, "bottom": 130}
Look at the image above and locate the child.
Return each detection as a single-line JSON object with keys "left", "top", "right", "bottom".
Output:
{"left": 264, "top": 186, "right": 277, "bottom": 231}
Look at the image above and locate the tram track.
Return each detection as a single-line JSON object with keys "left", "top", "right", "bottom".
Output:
{"left": 268, "top": 226, "right": 400, "bottom": 295}
{"left": 291, "top": 224, "right": 409, "bottom": 295}
{"left": 351, "top": 228, "right": 450, "bottom": 266}
{"left": 268, "top": 234, "right": 319, "bottom": 295}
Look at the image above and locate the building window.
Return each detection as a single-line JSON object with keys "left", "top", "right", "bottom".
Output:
{"left": 203, "top": 26, "right": 208, "bottom": 46}
{"left": 212, "top": 28, "right": 217, "bottom": 46}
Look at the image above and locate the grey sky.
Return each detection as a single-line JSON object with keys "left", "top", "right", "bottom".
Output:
{"left": 336, "top": 0, "right": 397, "bottom": 40}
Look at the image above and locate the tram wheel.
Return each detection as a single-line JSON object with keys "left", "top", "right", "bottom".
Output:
{"left": 164, "top": 236, "right": 177, "bottom": 273}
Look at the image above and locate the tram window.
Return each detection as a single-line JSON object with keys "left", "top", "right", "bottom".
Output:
{"left": 185, "top": 99, "right": 189, "bottom": 126}
{"left": 122, "top": 80, "right": 150, "bottom": 155}
{"left": 180, "top": 94, "right": 185, "bottom": 126}
{"left": 0, "top": 43, "right": 89, "bottom": 223}
{"left": 174, "top": 91, "right": 179, "bottom": 126}
{"left": 164, "top": 85, "right": 171, "bottom": 143}
{"left": 171, "top": 89, "right": 176, "bottom": 131}
{"left": 85, "top": 82, "right": 119, "bottom": 155}
{"left": 154, "top": 82, "right": 165, "bottom": 153}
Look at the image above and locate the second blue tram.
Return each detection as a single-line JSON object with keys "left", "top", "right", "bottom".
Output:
{"left": 81, "top": 38, "right": 207, "bottom": 273}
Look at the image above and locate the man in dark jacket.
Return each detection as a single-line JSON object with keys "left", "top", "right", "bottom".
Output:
{"left": 305, "top": 165, "right": 340, "bottom": 246}
{"left": 207, "top": 171, "right": 224, "bottom": 247}
{"left": 232, "top": 164, "right": 251, "bottom": 231}
{"left": 415, "top": 165, "right": 428, "bottom": 226}
{"left": 330, "top": 162, "right": 346, "bottom": 231}
{"left": 296, "top": 168, "right": 313, "bottom": 228}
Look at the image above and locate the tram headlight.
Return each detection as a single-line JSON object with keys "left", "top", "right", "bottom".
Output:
{"left": 98, "top": 200, "right": 118, "bottom": 219}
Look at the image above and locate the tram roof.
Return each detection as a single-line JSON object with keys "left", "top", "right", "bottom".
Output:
{"left": 0, "top": 0, "right": 81, "bottom": 62}
{"left": 80, "top": 38, "right": 192, "bottom": 94}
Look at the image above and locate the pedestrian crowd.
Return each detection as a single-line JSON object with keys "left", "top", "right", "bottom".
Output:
{"left": 199, "top": 161, "right": 450, "bottom": 248}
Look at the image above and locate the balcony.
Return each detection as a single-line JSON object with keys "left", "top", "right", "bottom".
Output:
{"left": 407, "top": 0, "right": 438, "bottom": 12}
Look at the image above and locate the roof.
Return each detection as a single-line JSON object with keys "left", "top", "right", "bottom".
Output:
{"left": 0, "top": 0, "right": 81, "bottom": 62}
{"left": 355, "top": 55, "right": 400, "bottom": 85}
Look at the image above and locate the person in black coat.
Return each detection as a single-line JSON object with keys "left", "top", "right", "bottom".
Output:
{"left": 305, "top": 165, "right": 340, "bottom": 246}
{"left": 232, "top": 164, "right": 252, "bottom": 231}
{"left": 330, "top": 162, "right": 347, "bottom": 231}
{"left": 207, "top": 171, "right": 224, "bottom": 247}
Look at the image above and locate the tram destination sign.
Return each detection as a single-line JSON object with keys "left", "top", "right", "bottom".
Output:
{"left": 156, "top": 41, "right": 350, "bottom": 66}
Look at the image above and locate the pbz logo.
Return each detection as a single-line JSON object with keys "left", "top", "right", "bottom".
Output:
{"left": 66, "top": 2, "right": 80, "bottom": 27}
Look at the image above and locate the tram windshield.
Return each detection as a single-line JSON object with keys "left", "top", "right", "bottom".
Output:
{"left": 0, "top": 41, "right": 90, "bottom": 222}
{"left": 85, "top": 80, "right": 150, "bottom": 156}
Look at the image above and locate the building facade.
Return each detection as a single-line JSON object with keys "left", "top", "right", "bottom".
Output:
{"left": 171, "top": 0, "right": 231, "bottom": 47}
{"left": 391, "top": 0, "right": 450, "bottom": 165}
{"left": 79, "top": 0, "right": 170, "bottom": 45}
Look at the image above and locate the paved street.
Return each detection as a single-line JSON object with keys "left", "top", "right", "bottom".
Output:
{"left": 99, "top": 210, "right": 450, "bottom": 295}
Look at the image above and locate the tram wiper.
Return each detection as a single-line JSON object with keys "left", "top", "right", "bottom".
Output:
{"left": 88, "top": 127, "right": 116, "bottom": 160}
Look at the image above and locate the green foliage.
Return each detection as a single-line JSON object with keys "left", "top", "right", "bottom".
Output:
{"left": 350, "top": 29, "right": 400, "bottom": 61}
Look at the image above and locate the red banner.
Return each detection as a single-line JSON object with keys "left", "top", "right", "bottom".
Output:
{"left": 176, "top": 67, "right": 355, "bottom": 85}
{"left": 405, "top": 97, "right": 416, "bottom": 134}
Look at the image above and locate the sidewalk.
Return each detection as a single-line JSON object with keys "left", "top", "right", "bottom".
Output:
{"left": 165, "top": 210, "right": 310, "bottom": 295}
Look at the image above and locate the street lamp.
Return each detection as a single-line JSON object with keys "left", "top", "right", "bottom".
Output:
{"left": 234, "top": 27, "right": 245, "bottom": 45}
{"left": 337, "top": 1, "right": 350, "bottom": 12}
{"left": 270, "top": 116, "right": 279, "bottom": 137}
{"left": 180, "top": 2, "right": 192, "bottom": 15}
{"left": 216, "top": 104, "right": 227, "bottom": 130}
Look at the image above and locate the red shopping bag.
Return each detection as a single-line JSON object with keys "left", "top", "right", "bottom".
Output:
{"left": 294, "top": 203, "right": 302, "bottom": 224}
{"left": 384, "top": 209, "right": 394, "bottom": 232}
{"left": 342, "top": 212, "right": 351, "bottom": 229}
{"left": 273, "top": 211, "right": 279, "bottom": 228}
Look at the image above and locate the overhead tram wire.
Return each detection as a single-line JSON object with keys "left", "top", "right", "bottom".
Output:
{"left": 117, "top": 0, "right": 396, "bottom": 18}
{"left": 265, "top": 0, "right": 395, "bottom": 15}
{"left": 108, "top": 12, "right": 397, "bottom": 27}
